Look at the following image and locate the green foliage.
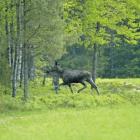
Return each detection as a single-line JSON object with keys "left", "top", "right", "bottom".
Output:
{"left": 59, "top": 44, "right": 140, "bottom": 78}
{"left": 0, "top": 85, "right": 11, "bottom": 96}
{"left": 0, "top": 78, "right": 140, "bottom": 112}
{"left": 82, "top": 0, "right": 140, "bottom": 47}
{"left": 0, "top": 41, "right": 11, "bottom": 88}
{"left": 64, "top": 0, "right": 83, "bottom": 45}
{"left": 101, "top": 44, "right": 140, "bottom": 78}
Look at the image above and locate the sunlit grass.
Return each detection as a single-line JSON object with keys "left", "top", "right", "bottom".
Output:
{"left": 0, "top": 105, "right": 140, "bottom": 140}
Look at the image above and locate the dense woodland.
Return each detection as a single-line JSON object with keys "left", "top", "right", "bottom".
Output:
{"left": 0, "top": 0, "right": 140, "bottom": 100}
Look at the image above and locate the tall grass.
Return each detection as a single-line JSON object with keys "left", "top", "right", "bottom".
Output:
{"left": 0, "top": 78, "right": 140, "bottom": 112}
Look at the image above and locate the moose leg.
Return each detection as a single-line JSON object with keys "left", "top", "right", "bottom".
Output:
{"left": 68, "top": 84, "right": 73, "bottom": 93}
{"left": 59, "top": 83, "right": 73, "bottom": 93}
{"left": 57, "top": 83, "right": 65, "bottom": 91}
{"left": 53, "top": 81, "right": 59, "bottom": 94}
{"left": 78, "top": 82, "right": 87, "bottom": 93}
{"left": 86, "top": 78, "right": 100, "bottom": 95}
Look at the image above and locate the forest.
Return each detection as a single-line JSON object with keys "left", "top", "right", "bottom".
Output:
{"left": 0, "top": 0, "right": 140, "bottom": 140}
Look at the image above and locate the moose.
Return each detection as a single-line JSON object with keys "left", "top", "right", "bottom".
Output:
{"left": 48, "top": 62, "right": 100, "bottom": 95}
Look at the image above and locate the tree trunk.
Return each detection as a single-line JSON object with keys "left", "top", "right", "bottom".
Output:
{"left": 42, "top": 74, "right": 46, "bottom": 86}
{"left": 28, "top": 47, "right": 35, "bottom": 80}
{"left": 22, "top": 0, "right": 29, "bottom": 100}
{"left": 12, "top": 48, "right": 18, "bottom": 97}
{"left": 12, "top": 1, "right": 21, "bottom": 97}
{"left": 23, "top": 44, "right": 29, "bottom": 100}
{"left": 42, "top": 67, "right": 47, "bottom": 86}
{"left": 10, "top": 21, "right": 14, "bottom": 69}
{"left": 5, "top": 7, "right": 12, "bottom": 67}
{"left": 16, "top": 0, "right": 23, "bottom": 82}
{"left": 19, "top": 54, "right": 24, "bottom": 87}
{"left": 92, "top": 22, "right": 100, "bottom": 82}
{"left": 16, "top": 44, "right": 23, "bottom": 81}
{"left": 92, "top": 43, "right": 97, "bottom": 82}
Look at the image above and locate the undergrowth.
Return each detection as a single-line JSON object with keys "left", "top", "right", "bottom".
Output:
{"left": 0, "top": 78, "right": 140, "bottom": 112}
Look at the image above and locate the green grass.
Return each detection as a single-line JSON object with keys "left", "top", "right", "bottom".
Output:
{"left": 1, "top": 78, "right": 140, "bottom": 112}
{"left": 0, "top": 78, "right": 140, "bottom": 140}
{"left": 0, "top": 105, "right": 140, "bottom": 140}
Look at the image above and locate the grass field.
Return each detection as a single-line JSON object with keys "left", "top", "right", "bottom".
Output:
{"left": 0, "top": 79, "right": 140, "bottom": 140}
{"left": 0, "top": 105, "right": 140, "bottom": 140}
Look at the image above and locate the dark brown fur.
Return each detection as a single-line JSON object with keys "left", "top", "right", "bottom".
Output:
{"left": 49, "top": 62, "right": 99, "bottom": 94}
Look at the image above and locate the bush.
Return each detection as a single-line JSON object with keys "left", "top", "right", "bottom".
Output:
{"left": 0, "top": 78, "right": 140, "bottom": 113}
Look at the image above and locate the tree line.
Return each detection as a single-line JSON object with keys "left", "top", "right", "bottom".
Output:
{"left": 0, "top": 0, "right": 140, "bottom": 99}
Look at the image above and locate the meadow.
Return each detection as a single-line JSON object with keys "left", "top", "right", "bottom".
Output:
{"left": 0, "top": 78, "right": 140, "bottom": 140}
